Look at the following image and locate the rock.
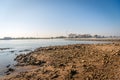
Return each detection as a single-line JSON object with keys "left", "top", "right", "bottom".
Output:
{"left": 19, "top": 49, "right": 31, "bottom": 52}
{"left": 46, "top": 47, "right": 53, "bottom": 50}
{"left": 10, "top": 51, "right": 15, "bottom": 53}
{"left": 69, "top": 69, "right": 78, "bottom": 79}
{"left": 4, "top": 68, "right": 14, "bottom": 75}
{"left": 116, "top": 50, "right": 120, "bottom": 56}
{"left": 6, "top": 72, "right": 10, "bottom": 75}
{"left": 59, "top": 63, "right": 65, "bottom": 67}
{"left": 51, "top": 74, "right": 59, "bottom": 79}
{"left": 8, "top": 68, "right": 14, "bottom": 72}
{"left": 0, "top": 48, "right": 10, "bottom": 50}
{"left": 81, "top": 60, "right": 85, "bottom": 63}
{"left": 32, "top": 60, "right": 46, "bottom": 66}
{"left": 6, "top": 64, "right": 11, "bottom": 68}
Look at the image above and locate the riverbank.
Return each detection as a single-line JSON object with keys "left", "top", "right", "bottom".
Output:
{"left": 1, "top": 43, "right": 120, "bottom": 80}
{"left": 66, "top": 38, "right": 120, "bottom": 42}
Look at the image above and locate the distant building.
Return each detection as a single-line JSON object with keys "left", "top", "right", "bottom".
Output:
{"left": 78, "top": 34, "right": 92, "bottom": 38}
{"left": 68, "top": 33, "right": 77, "bottom": 38}
{"left": 94, "top": 35, "right": 102, "bottom": 38}
{"left": 68, "top": 33, "right": 92, "bottom": 38}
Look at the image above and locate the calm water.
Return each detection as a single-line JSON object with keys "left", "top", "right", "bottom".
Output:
{"left": 0, "top": 39, "right": 109, "bottom": 76}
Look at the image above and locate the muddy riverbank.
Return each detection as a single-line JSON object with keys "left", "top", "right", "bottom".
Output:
{"left": 1, "top": 43, "right": 120, "bottom": 80}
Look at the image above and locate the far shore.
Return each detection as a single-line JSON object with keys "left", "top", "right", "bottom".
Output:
{"left": 0, "top": 37, "right": 120, "bottom": 42}
{"left": 65, "top": 38, "right": 120, "bottom": 42}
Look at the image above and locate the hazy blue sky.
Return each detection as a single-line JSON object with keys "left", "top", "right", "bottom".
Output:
{"left": 0, "top": 0, "right": 120, "bottom": 37}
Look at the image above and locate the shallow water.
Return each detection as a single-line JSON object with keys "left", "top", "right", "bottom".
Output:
{"left": 0, "top": 39, "right": 109, "bottom": 76}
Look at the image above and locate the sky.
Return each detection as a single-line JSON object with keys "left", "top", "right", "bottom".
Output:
{"left": 0, "top": 0, "right": 120, "bottom": 38}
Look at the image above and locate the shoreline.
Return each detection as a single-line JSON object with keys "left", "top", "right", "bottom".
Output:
{"left": 0, "top": 39, "right": 113, "bottom": 78}
{"left": 1, "top": 42, "right": 120, "bottom": 80}
{"left": 65, "top": 38, "right": 120, "bottom": 42}
{"left": 0, "top": 37, "right": 120, "bottom": 41}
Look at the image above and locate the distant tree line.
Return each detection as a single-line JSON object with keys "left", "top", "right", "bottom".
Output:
{"left": 68, "top": 33, "right": 120, "bottom": 38}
